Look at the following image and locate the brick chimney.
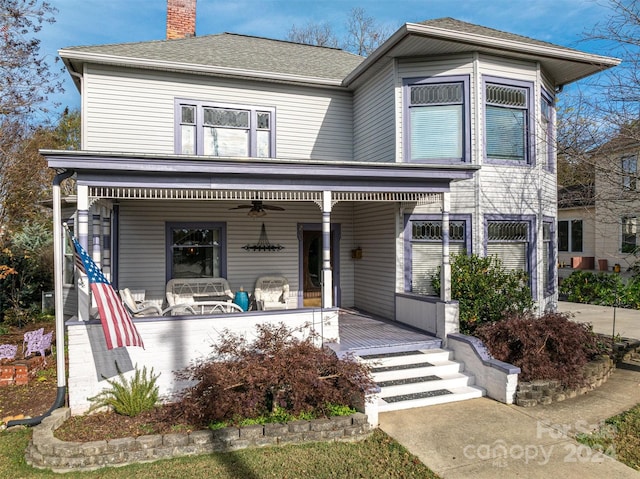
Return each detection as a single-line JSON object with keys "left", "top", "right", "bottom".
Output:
{"left": 166, "top": 0, "right": 196, "bottom": 39}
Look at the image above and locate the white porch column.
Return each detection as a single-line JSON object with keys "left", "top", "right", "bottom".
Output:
{"left": 101, "top": 206, "right": 111, "bottom": 281}
{"left": 92, "top": 212, "right": 102, "bottom": 268}
{"left": 321, "top": 190, "right": 333, "bottom": 308}
{"left": 77, "top": 184, "right": 90, "bottom": 321}
{"left": 441, "top": 192, "right": 452, "bottom": 302}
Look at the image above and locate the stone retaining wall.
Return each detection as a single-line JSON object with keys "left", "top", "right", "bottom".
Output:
{"left": 25, "top": 408, "right": 371, "bottom": 473}
{"left": 515, "top": 355, "right": 615, "bottom": 407}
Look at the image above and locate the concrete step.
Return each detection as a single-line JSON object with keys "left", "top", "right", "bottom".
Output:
{"left": 378, "top": 385, "right": 486, "bottom": 413}
{"left": 359, "top": 348, "right": 452, "bottom": 368}
{"left": 354, "top": 347, "right": 485, "bottom": 412}
{"left": 377, "top": 372, "right": 475, "bottom": 397}
{"left": 371, "top": 360, "right": 462, "bottom": 382}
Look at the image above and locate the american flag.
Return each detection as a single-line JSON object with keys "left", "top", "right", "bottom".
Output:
{"left": 71, "top": 236, "right": 144, "bottom": 350}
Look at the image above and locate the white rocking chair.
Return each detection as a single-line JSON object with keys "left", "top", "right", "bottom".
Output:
{"left": 119, "top": 288, "right": 195, "bottom": 317}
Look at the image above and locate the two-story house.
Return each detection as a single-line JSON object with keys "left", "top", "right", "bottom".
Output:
{"left": 44, "top": 1, "right": 619, "bottom": 414}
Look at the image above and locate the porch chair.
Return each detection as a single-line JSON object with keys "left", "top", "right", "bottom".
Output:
{"left": 0, "top": 344, "right": 17, "bottom": 361}
{"left": 23, "top": 328, "right": 53, "bottom": 364}
{"left": 254, "top": 275, "right": 290, "bottom": 310}
{"left": 119, "top": 288, "right": 195, "bottom": 317}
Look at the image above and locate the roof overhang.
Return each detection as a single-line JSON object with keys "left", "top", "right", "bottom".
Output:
{"left": 59, "top": 51, "right": 347, "bottom": 92}
{"left": 42, "top": 150, "right": 478, "bottom": 194}
{"left": 344, "top": 23, "right": 620, "bottom": 88}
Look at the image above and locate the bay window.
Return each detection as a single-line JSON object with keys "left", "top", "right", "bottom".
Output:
{"left": 404, "top": 76, "right": 470, "bottom": 163}
{"left": 484, "top": 77, "right": 533, "bottom": 164}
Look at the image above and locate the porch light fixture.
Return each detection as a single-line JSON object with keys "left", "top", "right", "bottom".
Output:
{"left": 242, "top": 223, "right": 285, "bottom": 252}
{"left": 247, "top": 205, "right": 268, "bottom": 218}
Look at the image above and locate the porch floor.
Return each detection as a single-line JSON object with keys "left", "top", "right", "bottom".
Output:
{"left": 336, "top": 309, "right": 441, "bottom": 353}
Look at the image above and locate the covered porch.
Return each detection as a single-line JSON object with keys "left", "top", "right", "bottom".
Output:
{"left": 45, "top": 150, "right": 476, "bottom": 413}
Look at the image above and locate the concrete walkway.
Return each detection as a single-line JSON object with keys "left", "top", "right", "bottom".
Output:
{"left": 558, "top": 301, "right": 640, "bottom": 339}
{"left": 378, "top": 302, "right": 640, "bottom": 478}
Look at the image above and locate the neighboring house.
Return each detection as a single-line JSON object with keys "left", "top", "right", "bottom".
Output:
{"left": 593, "top": 133, "right": 640, "bottom": 271}
{"left": 43, "top": 1, "right": 618, "bottom": 413}
{"left": 557, "top": 184, "right": 597, "bottom": 270}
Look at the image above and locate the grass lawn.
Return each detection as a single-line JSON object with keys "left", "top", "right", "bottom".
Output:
{"left": 0, "top": 427, "right": 440, "bottom": 478}
{"left": 576, "top": 403, "right": 640, "bottom": 470}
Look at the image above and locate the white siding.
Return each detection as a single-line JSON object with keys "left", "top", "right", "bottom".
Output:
{"left": 353, "top": 64, "right": 395, "bottom": 162}
{"left": 83, "top": 65, "right": 354, "bottom": 161}
{"left": 117, "top": 200, "right": 355, "bottom": 308}
{"left": 353, "top": 202, "right": 397, "bottom": 319}
{"left": 67, "top": 309, "right": 340, "bottom": 413}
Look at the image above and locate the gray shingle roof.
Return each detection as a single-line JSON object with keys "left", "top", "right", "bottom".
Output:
{"left": 61, "top": 33, "right": 364, "bottom": 82}
{"left": 418, "top": 18, "right": 582, "bottom": 53}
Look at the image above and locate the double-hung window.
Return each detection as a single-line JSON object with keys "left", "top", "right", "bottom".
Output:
{"left": 542, "top": 220, "right": 555, "bottom": 296}
{"left": 405, "top": 76, "right": 470, "bottom": 163}
{"left": 166, "top": 223, "right": 226, "bottom": 280}
{"left": 557, "top": 219, "right": 583, "bottom": 253}
{"left": 622, "top": 155, "right": 637, "bottom": 190}
{"left": 541, "top": 91, "right": 555, "bottom": 171}
{"left": 485, "top": 218, "right": 534, "bottom": 293}
{"left": 484, "top": 77, "right": 533, "bottom": 164}
{"left": 176, "top": 100, "right": 275, "bottom": 158}
{"left": 405, "top": 215, "right": 470, "bottom": 295}
{"left": 621, "top": 216, "right": 637, "bottom": 254}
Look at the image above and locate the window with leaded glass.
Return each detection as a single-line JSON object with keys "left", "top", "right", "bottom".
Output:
{"left": 175, "top": 100, "right": 274, "bottom": 158}
{"left": 486, "top": 219, "right": 530, "bottom": 273}
{"left": 485, "top": 78, "right": 532, "bottom": 163}
{"left": 166, "top": 223, "right": 226, "bottom": 279}
{"left": 405, "top": 76, "right": 470, "bottom": 163}
{"left": 408, "top": 218, "right": 468, "bottom": 295}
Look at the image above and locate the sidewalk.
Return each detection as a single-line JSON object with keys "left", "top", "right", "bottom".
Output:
{"left": 379, "top": 332, "right": 640, "bottom": 477}
{"left": 558, "top": 301, "right": 640, "bottom": 340}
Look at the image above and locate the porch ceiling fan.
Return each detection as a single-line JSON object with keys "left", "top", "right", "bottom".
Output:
{"left": 229, "top": 200, "right": 285, "bottom": 217}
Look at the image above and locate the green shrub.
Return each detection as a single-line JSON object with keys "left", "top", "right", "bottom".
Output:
{"left": 475, "top": 312, "right": 606, "bottom": 388}
{"left": 432, "top": 253, "right": 534, "bottom": 334}
{"left": 0, "top": 221, "right": 54, "bottom": 324}
{"left": 175, "top": 323, "right": 375, "bottom": 427}
{"left": 560, "top": 271, "right": 640, "bottom": 309}
{"left": 88, "top": 365, "right": 160, "bottom": 417}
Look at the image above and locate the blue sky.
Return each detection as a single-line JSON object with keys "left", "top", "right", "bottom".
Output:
{"left": 39, "top": 0, "right": 617, "bottom": 116}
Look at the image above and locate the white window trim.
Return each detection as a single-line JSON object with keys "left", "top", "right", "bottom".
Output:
{"left": 175, "top": 99, "right": 276, "bottom": 157}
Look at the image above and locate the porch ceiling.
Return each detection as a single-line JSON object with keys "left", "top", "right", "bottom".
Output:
{"left": 44, "top": 150, "right": 478, "bottom": 195}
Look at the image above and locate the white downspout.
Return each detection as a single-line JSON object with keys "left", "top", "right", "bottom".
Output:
{"left": 7, "top": 169, "right": 74, "bottom": 427}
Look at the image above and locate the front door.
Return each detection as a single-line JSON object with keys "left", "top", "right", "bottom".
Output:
{"left": 299, "top": 224, "right": 340, "bottom": 308}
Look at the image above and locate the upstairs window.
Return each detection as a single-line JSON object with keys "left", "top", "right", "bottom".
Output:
{"left": 622, "top": 155, "right": 637, "bottom": 190}
{"left": 176, "top": 100, "right": 275, "bottom": 158}
{"left": 484, "top": 77, "right": 533, "bottom": 164}
{"left": 622, "top": 216, "right": 637, "bottom": 254}
{"left": 541, "top": 91, "right": 555, "bottom": 171}
{"left": 404, "top": 76, "right": 470, "bottom": 163}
